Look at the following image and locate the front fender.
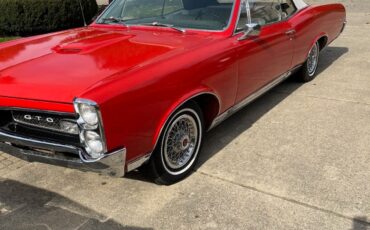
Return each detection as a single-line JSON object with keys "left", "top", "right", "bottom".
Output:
{"left": 150, "top": 88, "right": 221, "bottom": 152}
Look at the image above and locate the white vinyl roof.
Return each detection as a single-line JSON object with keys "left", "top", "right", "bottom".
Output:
{"left": 236, "top": 0, "right": 308, "bottom": 9}
{"left": 293, "top": 0, "right": 308, "bottom": 9}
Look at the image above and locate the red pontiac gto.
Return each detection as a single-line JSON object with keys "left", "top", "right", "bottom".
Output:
{"left": 0, "top": 0, "right": 346, "bottom": 184}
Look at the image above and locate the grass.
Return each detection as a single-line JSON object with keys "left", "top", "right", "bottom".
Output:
{"left": 0, "top": 37, "right": 19, "bottom": 43}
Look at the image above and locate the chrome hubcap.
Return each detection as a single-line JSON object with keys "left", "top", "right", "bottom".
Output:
{"left": 307, "top": 43, "right": 319, "bottom": 76}
{"left": 179, "top": 135, "right": 190, "bottom": 150}
{"left": 164, "top": 114, "right": 198, "bottom": 170}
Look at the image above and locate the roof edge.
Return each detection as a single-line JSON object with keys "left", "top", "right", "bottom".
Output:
{"left": 293, "top": 0, "right": 309, "bottom": 10}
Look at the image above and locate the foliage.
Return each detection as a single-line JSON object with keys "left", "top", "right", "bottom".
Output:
{"left": 0, "top": 37, "right": 18, "bottom": 42}
{"left": 0, "top": 0, "right": 98, "bottom": 36}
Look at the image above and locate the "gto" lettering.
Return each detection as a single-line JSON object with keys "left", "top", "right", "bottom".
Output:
{"left": 23, "top": 115, "right": 54, "bottom": 123}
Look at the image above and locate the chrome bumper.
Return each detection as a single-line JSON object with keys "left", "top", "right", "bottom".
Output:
{"left": 0, "top": 130, "right": 126, "bottom": 177}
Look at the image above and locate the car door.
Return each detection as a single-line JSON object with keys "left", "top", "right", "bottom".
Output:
{"left": 234, "top": 0, "right": 295, "bottom": 103}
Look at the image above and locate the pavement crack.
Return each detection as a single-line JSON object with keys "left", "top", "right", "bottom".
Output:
{"left": 196, "top": 170, "right": 370, "bottom": 226}
{"left": 75, "top": 219, "right": 89, "bottom": 230}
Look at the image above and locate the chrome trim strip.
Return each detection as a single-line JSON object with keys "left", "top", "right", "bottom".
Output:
{"left": 0, "top": 107, "right": 76, "bottom": 117}
{"left": 209, "top": 67, "right": 300, "bottom": 130}
{"left": 233, "top": 0, "right": 243, "bottom": 33}
{"left": 127, "top": 153, "right": 151, "bottom": 172}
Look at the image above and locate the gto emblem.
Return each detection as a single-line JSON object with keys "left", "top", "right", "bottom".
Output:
{"left": 24, "top": 115, "right": 54, "bottom": 123}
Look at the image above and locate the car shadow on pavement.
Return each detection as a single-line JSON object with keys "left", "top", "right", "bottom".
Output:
{"left": 0, "top": 179, "right": 152, "bottom": 230}
{"left": 196, "top": 46, "right": 349, "bottom": 169}
{"left": 353, "top": 216, "right": 370, "bottom": 230}
{"left": 316, "top": 46, "right": 349, "bottom": 75}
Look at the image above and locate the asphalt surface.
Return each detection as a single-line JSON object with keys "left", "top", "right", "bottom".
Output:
{"left": 0, "top": 1, "right": 369, "bottom": 229}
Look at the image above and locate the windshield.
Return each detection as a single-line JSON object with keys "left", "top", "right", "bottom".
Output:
{"left": 97, "top": 0, "right": 236, "bottom": 31}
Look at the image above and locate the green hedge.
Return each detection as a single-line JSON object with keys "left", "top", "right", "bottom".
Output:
{"left": 0, "top": 0, "right": 98, "bottom": 36}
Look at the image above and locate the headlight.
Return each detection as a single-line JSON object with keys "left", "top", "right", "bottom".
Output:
{"left": 84, "top": 131, "right": 104, "bottom": 158}
{"left": 78, "top": 103, "right": 98, "bottom": 126}
{"left": 74, "top": 98, "right": 107, "bottom": 160}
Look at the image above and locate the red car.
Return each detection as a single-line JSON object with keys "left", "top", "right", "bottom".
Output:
{"left": 0, "top": 0, "right": 345, "bottom": 184}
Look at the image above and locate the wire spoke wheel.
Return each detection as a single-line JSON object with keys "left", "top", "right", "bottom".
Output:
{"left": 143, "top": 102, "right": 204, "bottom": 184}
{"left": 307, "top": 42, "right": 319, "bottom": 76}
{"left": 164, "top": 114, "right": 198, "bottom": 170}
{"left": 296, "top": 40, "right": 322, "bottom": 82}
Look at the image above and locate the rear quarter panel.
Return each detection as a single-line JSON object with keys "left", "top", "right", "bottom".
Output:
{"left": 289, "top": 3, "right": 346, "bottom": 66}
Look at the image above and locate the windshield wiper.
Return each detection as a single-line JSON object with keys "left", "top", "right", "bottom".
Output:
{"left": 139, "top": 22, "right": 186, "bottom": 33}
{"left": 101, "top": 17, "right": 126, "bottom": 26}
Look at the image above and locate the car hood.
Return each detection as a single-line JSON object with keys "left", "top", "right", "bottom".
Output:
{"left": 0, "top": 27, "right": 213, "bottom": 104}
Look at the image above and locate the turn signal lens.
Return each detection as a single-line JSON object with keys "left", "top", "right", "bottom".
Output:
{"left": 60, "top": 120, "right": 79, "bottom": 135}
{"left": 78, "top": 104, "right": 98, "bottom": 126}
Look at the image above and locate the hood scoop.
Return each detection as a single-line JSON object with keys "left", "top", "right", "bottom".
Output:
{"left": 53, "top": 46, "right": 82, "bottom": 54}
{"left": 52, "top": 34, "right": 134, "bottom": 55}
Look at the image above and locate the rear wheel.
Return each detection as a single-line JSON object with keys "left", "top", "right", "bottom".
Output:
{"left": 143, "top": 101, "right": 204, "bottom": 185}
{"left": 297, "top": 41, "right": 320, "bottom": 82}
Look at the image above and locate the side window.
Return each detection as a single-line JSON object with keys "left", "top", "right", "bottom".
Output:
{"left": 280, "top": 0, "right": 297, "bottom": 19}
{"left": 249, "top": 0, "right": 282, "bottom": 26}
{"left": 236, "top": 0, "right": 283, "bottom": 32}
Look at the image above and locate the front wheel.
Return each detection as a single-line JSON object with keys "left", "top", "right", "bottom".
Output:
{"left": 297, "top": 41, "right": 320, "bottom": 82}
{"left": 143, "top": 101, "right": 204, "bottom": 185}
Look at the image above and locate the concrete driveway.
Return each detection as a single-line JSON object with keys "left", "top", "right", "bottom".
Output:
{"left": 0, "top": 0, "right": 369, "bottom": 229}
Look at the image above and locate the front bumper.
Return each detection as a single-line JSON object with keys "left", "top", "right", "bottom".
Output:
{"left": 0, "top": 130, "right": 126, "bottom": 177}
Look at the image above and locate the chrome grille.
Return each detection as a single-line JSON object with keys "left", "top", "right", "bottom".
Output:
{"left": 12, "top": 111, "right": 78, "bottom": 135}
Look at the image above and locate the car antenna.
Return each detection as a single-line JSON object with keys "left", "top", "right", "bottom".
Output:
{"left": 77, "top": 0, "right": 87, "bottom": 26}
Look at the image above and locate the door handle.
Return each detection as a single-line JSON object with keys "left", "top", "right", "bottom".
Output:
{"left": 285, "top": 29, "right": 296, "bottom": 36}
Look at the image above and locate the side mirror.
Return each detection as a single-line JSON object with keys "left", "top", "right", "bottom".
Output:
{"left": 238, "top": 23, "right": 261, "bottom": 41}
